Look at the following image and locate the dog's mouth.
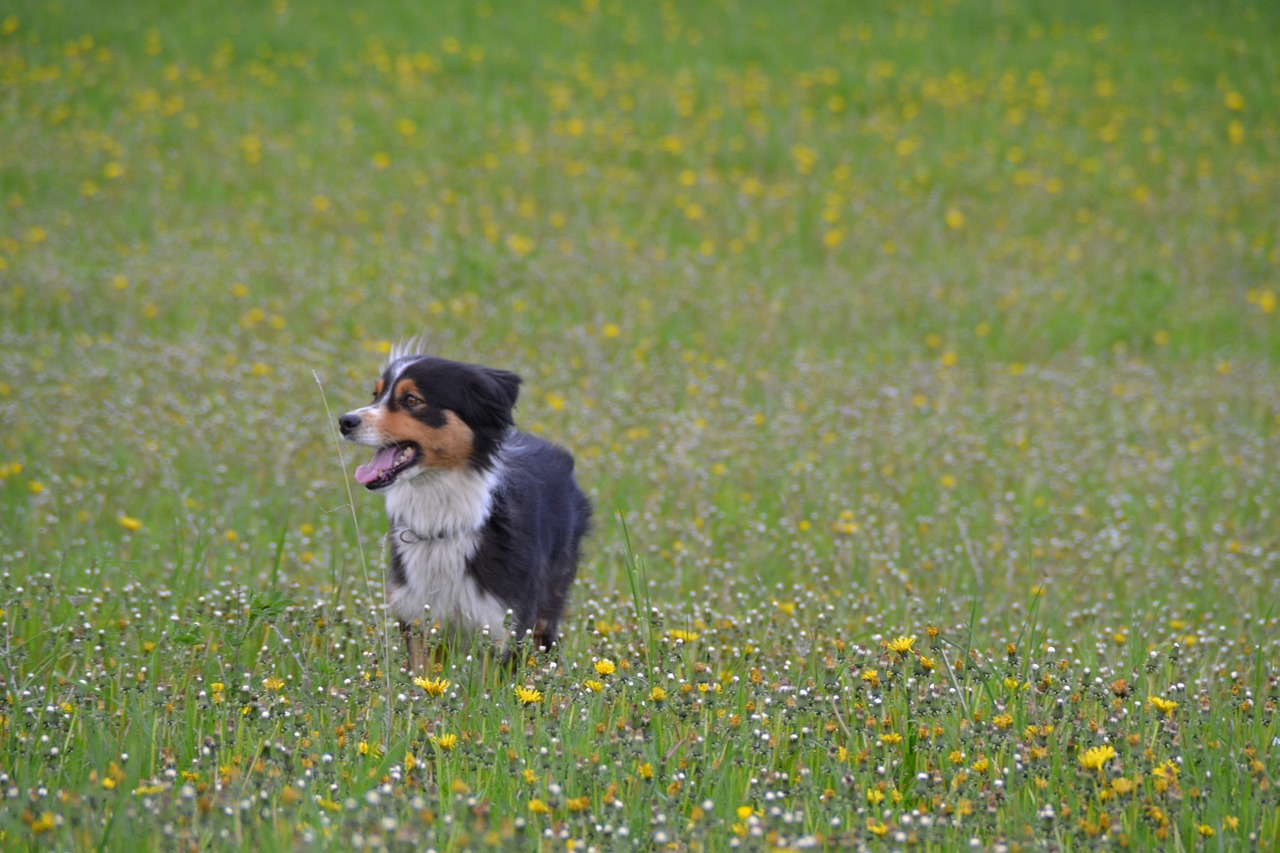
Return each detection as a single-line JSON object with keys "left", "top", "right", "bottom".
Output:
{"left": 354, "top": 443, "right": 421, "bottom": 490}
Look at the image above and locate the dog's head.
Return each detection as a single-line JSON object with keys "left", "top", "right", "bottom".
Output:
{"left": 338, "top": 352, "right": 521, "bottom": 490}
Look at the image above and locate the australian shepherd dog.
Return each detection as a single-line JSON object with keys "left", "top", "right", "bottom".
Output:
{"left": 339, "top": 346, "right": 591, "bottom": 672}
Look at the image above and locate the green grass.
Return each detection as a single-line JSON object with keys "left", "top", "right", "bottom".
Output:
{"left": 2, "top": 0, "right": 1279, "bottom": 849}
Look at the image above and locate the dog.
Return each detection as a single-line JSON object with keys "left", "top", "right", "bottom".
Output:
{"left": 338, "top": 346, "right": 591, "bottom": 672}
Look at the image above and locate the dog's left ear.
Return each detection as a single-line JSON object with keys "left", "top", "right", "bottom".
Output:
{"left": 467, "top": 367, "right": 522, "bottom": 430}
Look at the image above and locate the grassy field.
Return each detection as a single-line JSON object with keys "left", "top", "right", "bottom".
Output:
{"left": 2, "top": 0, "right": 1279, "bottom": 849}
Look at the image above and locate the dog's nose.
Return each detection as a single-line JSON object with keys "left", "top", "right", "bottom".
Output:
{"left": 338, "top": 413, "right": 362, "bottom": 435}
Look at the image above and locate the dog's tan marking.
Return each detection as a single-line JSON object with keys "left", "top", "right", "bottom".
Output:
{"left": 374, "top": 378, "right": 385, "bottom": 398}
{"left": 364, "top": 379, "right": 476, "bottom": 470}
{"left": 394, "top": 378, "right": 420, "bottom": 401}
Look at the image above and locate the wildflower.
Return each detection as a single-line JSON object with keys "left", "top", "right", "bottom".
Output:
{"left": 567, "top": 796, "right": 591, "bottom": 812}
{"left": 945, "top": 207, "right": 966, "bottom": 229}
{"left": 594, "top": 659, "right": 616, "bottom": 676}
{"left": 1148, "top": 695, "right": 1178, "bottom": 717}
{"left": 515, "top": 685, "right": 543, "bottom": 705}
{"left": 860, "top": 669, "right": 880, "bottom": 688}
{"left": 404, "top": 752, "right": 416, "bottom": 771}
{"left": 885, "top": 635, "right": 915, "bottom": 655}
{"left": 879, "top": 732, "right": 903, "bottom": 746}
{"left": 1078, "top": 744, "right": 1116, "bottom": 772}
{"left": 866, "top": 818, "right": 888, "bottom": 837}
{"left": 505, "top": 234, "right": 535, "bottom": 257}
{"left": 527, "top": 798, "right": 551, "bottom": 814}
{"left": 667, "top": 629, "right": 699, "bottom": 643}
{"left": 30, "top": 812, "right": 56, "bottom": 833}
{"left": 432, "top": 733, "right": 457, "bottom": 750}
{"left": 1197, "top": 824, "right": 1215, "bottom": 837}
{"left": 637, "top": 762, "right": 653, "bottom": 780}
{"left": 649, "top": 686, "right": 667, "bottom": 702}
{"left": 118, "top": 515, "right": 142, "bottom": 531}
{"left": 414, "top": 676, "right": 450, "bottom": 696}
{"left": 583, "top": 679, "right": 605, "bottom": 693}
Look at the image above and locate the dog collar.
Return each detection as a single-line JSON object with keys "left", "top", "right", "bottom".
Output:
{"left": 394, "top": 525, "right": 466, "bottom": 544}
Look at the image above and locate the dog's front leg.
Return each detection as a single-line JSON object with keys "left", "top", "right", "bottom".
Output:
{"left": 403, "top": 622, "right": 429, "bottom": 675}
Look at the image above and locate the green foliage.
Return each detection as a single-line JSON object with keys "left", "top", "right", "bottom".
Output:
{"left": 1, "top": 0, "right": 1278, "bottom": 849}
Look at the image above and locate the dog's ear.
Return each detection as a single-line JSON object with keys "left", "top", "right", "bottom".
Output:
{"left": 466, "top": 367, "right": 522, "bottom": 431}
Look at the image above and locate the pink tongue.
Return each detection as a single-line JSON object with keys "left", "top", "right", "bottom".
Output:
{"left": 355, "top": 446, "right": 400, "bottom": 484}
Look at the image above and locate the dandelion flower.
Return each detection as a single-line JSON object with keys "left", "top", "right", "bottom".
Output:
{"left": 118, "top": 515, "right": 142, "bottom": 531}
{"left": 527, "top": 798, "right": 551, "bottom": 814}
{"left": 1148, "top": 696, "right": 1178, "bottom": 717}
{"left": 515, "top": 685, "right": 543, "bottom": 705}
{"left": 414, "top": 676, "right": 450, "bottom": 696}
{"left": 431, "top": 733, "right": 457, "bottom": 750}
{"left": 885, "top": 636, "right": 915, "bottom": 655}
{"left": 594, "top": 659, "right": 616, "bottom": 677}
{"left": 1079, "top": 744, "right": 1116, "bottom": 772}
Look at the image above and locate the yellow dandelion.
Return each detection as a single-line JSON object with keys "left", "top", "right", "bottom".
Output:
{"left": 432, "top": 733, "right": 457, "bottom": 750}
{"left": 1078, "top": 744, "right": 1116, "bottom": 772}
{"left": 413, "top": 676, "right": 450, "bottom": 696}
{"left": 885, "top": 635, "right": 915, "bottom": 655}
{"left": 118, "top": 515, "right": 142, "bottom": 531}
{"left": 527, "top": 798, "right": 551, "bottom": 814}
{"left": 667, "top": 629, "right": 699, "bottom": 643}
{"left": 583, "top": 679, "right": 605, "bottom": 693}
{"left": 514, "top": 685, "right": 543, "bottom": 705}
{"left": 1148, "top": 695, "right": 1178, "bottom": 717}
{"left": 594, "top": 659, "right": 616, "bottom": 677}
{"left": 649, "top": 686, "right": 667, "bottom": 702}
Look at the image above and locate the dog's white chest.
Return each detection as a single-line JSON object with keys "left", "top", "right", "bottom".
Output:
{"left": 386, "top": 533, "right": 507, "bottom": 634}
{"left": 382, "top": 466, "right": 508, "bottom": 637}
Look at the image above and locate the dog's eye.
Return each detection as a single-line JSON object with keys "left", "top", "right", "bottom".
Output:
{"left": 403, "top": 394, "right": 423, "bottom": 408}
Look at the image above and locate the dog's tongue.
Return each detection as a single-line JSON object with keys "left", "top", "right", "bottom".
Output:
{"left": 355, "top": 446, "right": 400, "bottom": 484}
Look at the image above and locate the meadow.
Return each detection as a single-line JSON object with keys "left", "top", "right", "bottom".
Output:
{"left": 1, "top": 0, "right": 1279, "bottom": 849}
